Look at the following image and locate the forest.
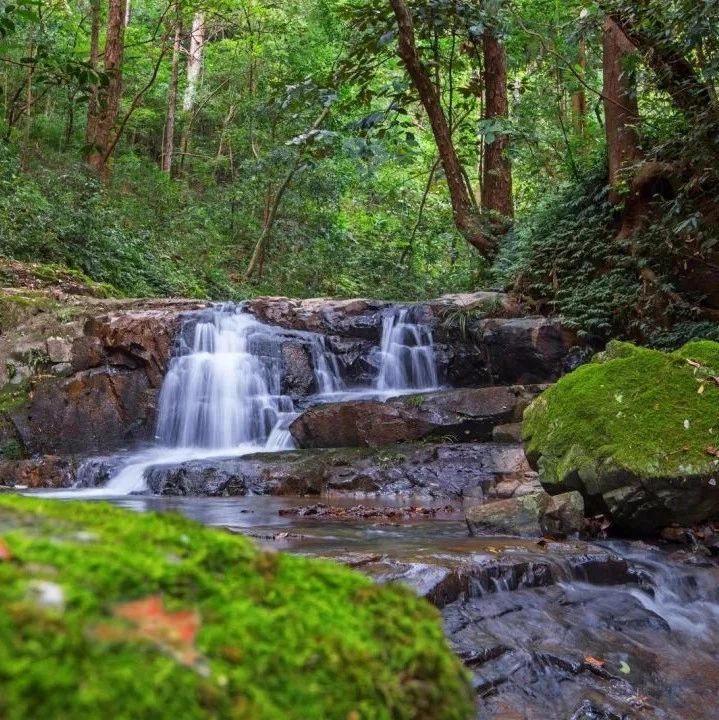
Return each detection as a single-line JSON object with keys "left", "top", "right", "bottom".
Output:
{"left": 1, "top": 2, "right": 719, "bottom": 719}
{"left": 0, "top": 0, "right": 716, "bottom": 345}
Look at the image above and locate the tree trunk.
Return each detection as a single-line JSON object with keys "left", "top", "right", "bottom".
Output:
{"left": 389, "top": 0, "right": 494, "bottom": 258}
{"left": 603, "top": 17, "right": 641, "bottom": 203}
{"left": 183, "top": 12, "right": 205, "bottom": 113}
{"left": 178, "top": 12, "right": 205, "bottom": 171}
{"left": 161, "top": 5, "right": 181, "bottom": 175}
{"left": 86, "top": 0, "right": 127, "bottom": 177}
{"left": 482, "top": 29, "right": 513, "bottom": 229}
{"left": 85, "top": 0, "right": 101, "bottom": 148}
{"left": 572, "top": 38, "right": 587, "bottom": 137}
{"left": 603, "top": 2, "right": 717, "bottom": 126}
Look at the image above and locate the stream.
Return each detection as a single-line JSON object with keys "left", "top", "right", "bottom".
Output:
{"left": 40, "top": 304, "right": 719, "bottom": 719}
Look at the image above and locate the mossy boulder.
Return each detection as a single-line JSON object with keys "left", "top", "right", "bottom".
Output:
{"left": 0, "top": 495, "right": 473, "bottom": 720}
{"left": 523, "top": 340, "right": 719, "bottom": 534}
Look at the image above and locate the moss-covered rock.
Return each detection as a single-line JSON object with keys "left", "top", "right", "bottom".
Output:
{"left": 523, "top": 340, "right": 719, "bottom": 534}
{"left": 0, "top": 495, "right": 473, "bottom": 720}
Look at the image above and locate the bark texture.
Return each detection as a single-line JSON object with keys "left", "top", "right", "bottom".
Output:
{"left": 86, "top": 0, "right": 127, "bottom": 176}
{"left": 482, "top": 30, "right": 513, "bottom": 228}
{"left": 162, "top": 6, "right": 182, "bottom": 175}
{"left": 603, "top": 18, "right": 642, "bottom": 202}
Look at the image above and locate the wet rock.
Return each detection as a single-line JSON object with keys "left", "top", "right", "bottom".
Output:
{"left": 141, "top": 443, "right": 535, "bottom": 498}
{"left": 278, "top": 503, "right": 455, "bottom": 521}
{"left": 466, "top": 490, "right": 584, "bottom": 538}
{"left": 83, "top": 309, "right": 185, "bottom": 387}
{"left": 280, "top": 342, "right": 315, "bottom": 396}
{"left": 541, "top": 491, "right": 585, "bottom": 538}
{"left": 0, "top": 455, "right": 76, "bottom": 488}
{"left": 10, "top": 369, "right": 156, "bottom": 455}
{"left": 245, "top": 296, "right": 390, "bottom": 340}
{"left": 466, "top": 492, "right": 551, "bottom": 537}
{"left": 290, "top": 385, "right": 543, "bottom": 449}
{"left": 492, "top": 422, "right": 522, "bottom": 443}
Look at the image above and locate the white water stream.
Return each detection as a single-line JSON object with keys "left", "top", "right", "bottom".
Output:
{"left": 59, "top": 304, "right": 439, "bottom": 496}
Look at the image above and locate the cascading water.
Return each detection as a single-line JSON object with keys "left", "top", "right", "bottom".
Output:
{"left": 155, "top": 310, "right": 296, "bottom": 450}
{"left": 69, "top": 303, "right": 440, "bottom": 495}
{"left": 376, "top": 307, "right": 439, "bottom": 392}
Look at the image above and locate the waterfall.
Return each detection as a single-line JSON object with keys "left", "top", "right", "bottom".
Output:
{"left": 67, "top": 303, "right": 440, "bottom": 496}
{"left": 376, "top": 307, "right": 439, "bottom": 392}
{"left": 155, "top": 310, "right": 295, "bottom": 450}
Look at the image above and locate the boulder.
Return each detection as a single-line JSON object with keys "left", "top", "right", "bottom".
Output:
{"left": 0, "top": 455, "right": 75, "bottom": 488}
{"left": 139, "top": 443, "right": 535, "bottom": 498}
{"left": 465, "top": 490, "right": 584, "bottom": 538}
{"left": 280, "top": 342, "right": 315, "bottom": 396}
{"left": 290, "top": 385, "right": 543, "bottom": 449}
{"left": 10, "top": 368, "right": 156, "bottom": 455}
{"left": 83, "top": 309, "right": 186, "bottom": 387}
{"left": 46, "top": 336, "right": 72, "bottom": 363}
{"left": 524, "top": 340, "right": 719, "bottom": 534}
{"left": 245, "top": 296, "right": 390, "bottom": 340}
{"left": 0, "top": 494, "right": 473, "bottom": 720}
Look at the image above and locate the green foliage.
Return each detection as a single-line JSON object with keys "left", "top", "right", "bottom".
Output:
{"left": 0, "top": 438, "right": 21, "bottom": 460}
{"left": 523, "top": 339, "right": 719, "bottom": 483}
{"left": 493, "top": 167, "right": 641, "bottom": 340}
{"left": 0, "top": 495, "right": 474, "bottom": 720}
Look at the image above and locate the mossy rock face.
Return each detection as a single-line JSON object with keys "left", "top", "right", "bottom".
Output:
{"left": 523, "top": 340, "right": 719, "bottom": 534}
{"left": 0, "top": 496, "right": 473, "bottom": 720}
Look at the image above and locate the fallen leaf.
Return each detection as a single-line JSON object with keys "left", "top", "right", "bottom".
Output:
{"left": 619, "top": 661, "right": 631, "bottom": 674}
{"left": 707, "top": 447, "right": 719, "bottom": 458}
{"left": 96, "top": 595, "right": 201, "bottom": 667}
{"left": 686, "top": 359, "right": 703, "bottom": 369}
{"left": 698, "top": 384, "right": 706, "bottom": 395}
{"left": 584, "top": 655, "right": 606, "bottom": 669}
{"left": 0, "top": 538, "right": 12, "bottom": 561}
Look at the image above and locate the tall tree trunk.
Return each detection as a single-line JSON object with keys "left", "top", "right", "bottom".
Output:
{"left": 482, "top": 29, "right": 513, "bottom": 229}
{"left": 161, "top": 5, "right": 181, "bottom": 175}
{"left": 572, "top": 38, "right": 587, "bottom": 137}
{"left": 389, "top": 0, "right": 494, "bottom": 258}
{"left": 183, "top": 12, "right": 205, "bottom": 113}
{"left": 86, "top": 0, "right": 127, "bottom": 177}
{"left": 602, "top": 1, "right": 717, "bottom": 126}
{"left": 85, "top": 0, "right": 101, "bottom": 148}
{"left": 179, "top": 12, "right": 205, "bottom": 170}
{"left": 603, "top": 17, "right": 641, "bottom": 203}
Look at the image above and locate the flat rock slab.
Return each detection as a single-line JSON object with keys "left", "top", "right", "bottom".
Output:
{"left": 140, "top": 442, "right": 536, "bottom": 498}
{"left": 289, "top": 385, "right": 545, "bottom": 449}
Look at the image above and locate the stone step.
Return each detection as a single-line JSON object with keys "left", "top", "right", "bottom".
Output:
{"left": 138, "top": 442, "right": 538, "bottom": 498}
{"left": 289, "top": 385, "right": 545, "bottom": 449}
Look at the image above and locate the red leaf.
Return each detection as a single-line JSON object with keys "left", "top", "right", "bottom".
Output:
{"left": 97, "top": 594, "right": 201, "bottom": 666}
{"left": 0, "top": 538, "right": 12, "bottom": 561}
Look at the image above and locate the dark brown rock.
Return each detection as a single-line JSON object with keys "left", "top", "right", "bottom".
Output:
{"left": 280, "top": 342, "right": 315, "bottom": 396}
{"left": 83, "top": 310, "right": 184, "bottom": 387}
{"left": 0, "top": 455, "right": 76, "bottom": 488}
{"left": 289, "top": 385, "right": 544, "bottom": 449}
{"left": 10, "top": 368, "right": 156, "bottom": 455}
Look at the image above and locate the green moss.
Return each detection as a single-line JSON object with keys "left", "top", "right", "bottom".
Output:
{"left": 401, "top": 394, "right": 426, "bottom": 408}
{"left": 0, "top": 381, "right": 30, "bottom": 414}
{"left": 0, "top": 495, "right": 473, "bottom": 720}
{"left": 523, "top": 340, "right": 719, "bottom": 482}
{"left": 0, "top": 439, "right": 22, "bottom": 460}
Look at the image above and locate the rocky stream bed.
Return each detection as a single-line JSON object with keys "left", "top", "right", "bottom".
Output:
{"left": 1, "top": 283, "right": 719, "bottom": 719}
